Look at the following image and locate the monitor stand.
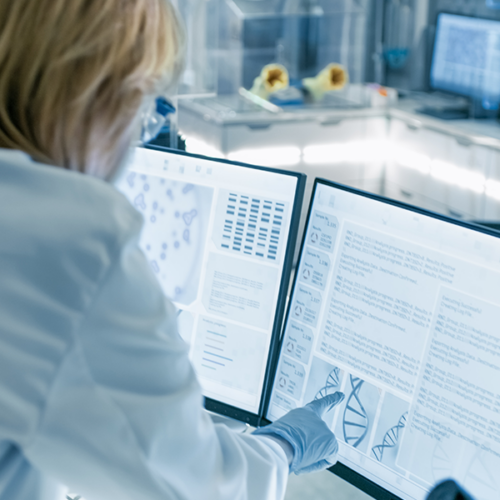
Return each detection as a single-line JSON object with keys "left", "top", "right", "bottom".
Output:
{"left": 403, "top": 90, "right": 470, "bottom": 120}
{"left": 417, "top": 105, "right": 469, "bottom": 120}
{"left": 417, "top": 97, "right": 498, "bottom": 121}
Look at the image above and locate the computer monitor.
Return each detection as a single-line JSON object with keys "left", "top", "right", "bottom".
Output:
{"left": 431, "top": 13, "right": 500, "bottom": 108}
{"left": 266, "top": 179, "right": 500, "bottom": 500}
{"left": 116, "top": 146, "right": 305, "bottom": 425}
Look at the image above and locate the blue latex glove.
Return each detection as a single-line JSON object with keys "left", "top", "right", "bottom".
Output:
{"left": 254, "top": 392, "right": 344, "bottom": 475}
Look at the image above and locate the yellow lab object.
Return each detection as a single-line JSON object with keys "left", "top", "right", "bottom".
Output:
{"left": 302, "top": 63, "right": 349, "bottom": 101}
{"left": 249, "top": 64, "right": 290, "bottom": 100}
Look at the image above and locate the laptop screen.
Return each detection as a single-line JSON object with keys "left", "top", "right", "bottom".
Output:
{"left": 267, "top": 179, "right": 500, "bottom": 500}
{"left": 116, "top": 146, "right": 305, "bottom": 424}
{"left": 431, "top": 13, "right": 500, "bottom": 107}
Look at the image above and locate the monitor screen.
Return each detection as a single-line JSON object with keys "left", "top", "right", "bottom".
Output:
{"left": 267, "top": 179, "right": 500, "bottom": 500}
{"left": 431, "top": 13, "right": 500, "bottom": 106}
{"left": 116, "top": 146, "right": 304, "bottom": 423}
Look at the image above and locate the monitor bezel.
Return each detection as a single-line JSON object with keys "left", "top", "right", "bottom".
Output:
{"left": 142, "top": 145, "right": 306, "bottom": 427}
{"left": 263, "top": 177, "right": 500, "bottom": 500}
{"left": 429, "top": 11, "right": 500, "bottom": 99}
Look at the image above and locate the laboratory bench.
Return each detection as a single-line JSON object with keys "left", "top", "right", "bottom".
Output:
{"left": 388, "top": 96, "right": 500, "bottom": 222}
{"left": 178, "top": 91, "right": 500, "bottom": 248}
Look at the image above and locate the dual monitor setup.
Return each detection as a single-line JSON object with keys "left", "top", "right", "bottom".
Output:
{"left": 116, "top": 146, "right": 500, "bottom": 500}
{"left": 109, "top": 9, "right": 500, "bottom": 500}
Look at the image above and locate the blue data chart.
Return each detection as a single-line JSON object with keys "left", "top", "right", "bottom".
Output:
{"left": 213, "top": 189, "right": 288, "bottom": 262}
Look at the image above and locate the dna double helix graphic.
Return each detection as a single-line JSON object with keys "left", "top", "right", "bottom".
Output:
{"left": 314, "top": 367, "right": 341, "bottom": 400}
{"left": 464, "top": 451, "right": 497, "bottom": 495}
{"left": 343, "top": 376, "right": 369, "bottom": 448}
{"left": 432, "top": 441, "right": 452, "bottom": 481}
{"left": 372, "top": 412, "right": 408, "bottom": 462}
{"left": 432, "top": 443, "right": 497, "bottom": 494}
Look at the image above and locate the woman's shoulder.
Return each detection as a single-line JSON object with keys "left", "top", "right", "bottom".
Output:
{"left": 0, "top": 149, "right": 146, "bottom": 308}
{"left": 0, "top": 151, "right": 146, "bottom": 445}
{"left": 0, "top": 149, "right": 143, "bottom": 254}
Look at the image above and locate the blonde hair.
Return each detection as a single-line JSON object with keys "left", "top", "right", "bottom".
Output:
{"left": 0, "top": 0, "right": 184, "bottom": 178}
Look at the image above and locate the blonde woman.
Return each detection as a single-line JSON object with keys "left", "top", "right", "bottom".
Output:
{"left": 0, "top": 1, "right": 342, "bottom": 499}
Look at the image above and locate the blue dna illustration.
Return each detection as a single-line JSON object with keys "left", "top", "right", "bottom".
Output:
{"left": 314, "top": 367, "right": 341, "bottom": 400}
{"left": 432, "top": 441, "right": 452, "bottom": 482}
{"left": 343, "top": 376, "right": 369, "bottom": 448}
{"left": 432, "top": 442, "right": 497, "bottom": 494}
{"left": 372, "top": 412, "right": 408, "bottom": 462}
{"left": 464, "top": 451, "right": 497, "bottom": 495}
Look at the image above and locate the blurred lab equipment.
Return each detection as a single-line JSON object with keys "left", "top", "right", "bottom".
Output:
{"left": 383, "top": 0, "right": 413, "bottom": 70}
{"left": 424, "top": 13, "right": 500, "bottom": 119}
{"left": 280, "top": 0, "right": 324, "bottom": 81}
{"left": 175, "top": 0, "right": 220, "bottom": 95}
{"left": 216, "top": 0, "right": 368, "bottom": 95}
{"left": 140, "top": 97, "right": 176, "bottom": 145}
{"left": 249, "top": 63, "right": 290, "bottom": 99}
{"left": 302, "top": 63, "right": 349, "bottom": 101}
{"left": 487, "top": 0, "right": 500, "bottom": 10}
{"left": 249, "top": 62, "right": 349, "bottom": 105}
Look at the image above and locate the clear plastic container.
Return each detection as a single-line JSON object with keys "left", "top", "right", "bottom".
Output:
{"left": 176, "top": 0, "right": 221, "bottom": 96}
{"left": 214, "top": 0, "right": 369, "bottom": 94}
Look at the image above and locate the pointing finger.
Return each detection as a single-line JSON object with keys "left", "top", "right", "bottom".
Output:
{"left": 306, "top": 391, "right": 345, "bottom": 417}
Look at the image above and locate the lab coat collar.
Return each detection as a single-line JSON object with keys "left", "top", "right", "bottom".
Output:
{"left": 0, "top": 148, "right": 34, "bottom": 166}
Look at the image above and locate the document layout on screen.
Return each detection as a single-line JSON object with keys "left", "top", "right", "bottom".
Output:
{"left": 117, "top": 148, "right": 298, "bottom": 414}
{"left": 267, "top": 182, "right": 500, "bottom": 500}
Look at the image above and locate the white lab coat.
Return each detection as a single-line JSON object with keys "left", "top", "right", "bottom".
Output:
{"left": 0, "top": 149, "right": 289, "bottom": 500}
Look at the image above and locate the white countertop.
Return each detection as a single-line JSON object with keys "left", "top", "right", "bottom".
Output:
{"left": 179, "top": 90, "right": 500, "bottom": 149}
